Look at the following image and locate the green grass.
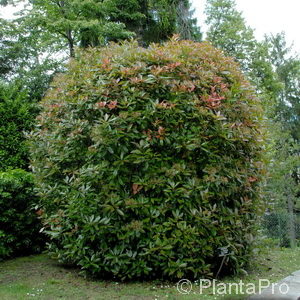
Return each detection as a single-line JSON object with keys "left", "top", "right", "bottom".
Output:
{"left": 0, "top": 247, "right": 299, "bottom": 300}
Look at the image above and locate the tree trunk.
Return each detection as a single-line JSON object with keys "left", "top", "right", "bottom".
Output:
{"left": 66, "top": 29, "right": 75, "bottom": 58}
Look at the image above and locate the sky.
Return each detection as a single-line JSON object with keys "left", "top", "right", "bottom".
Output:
{"left": 190, "top": 0, "right": 300, "bottom": 53}
{"left": 1, "top": 0, "right": 300, "bottom": 53}
{"left": 0, "top": 3, "right": 24, "bottom": 20}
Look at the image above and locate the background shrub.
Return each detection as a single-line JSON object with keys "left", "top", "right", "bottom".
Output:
{"left": 29, "top": 38, "right": 265, "bottom": 280}
{"left": 0, "top": 84, "right": 38, "bottom": 170}
{"left": 0, "top": 169, "right": 44, "bottom": 260}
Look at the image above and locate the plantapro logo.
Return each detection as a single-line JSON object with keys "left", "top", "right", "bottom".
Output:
{"left": 176, "top": 278, "right": 290, "bottom": 296}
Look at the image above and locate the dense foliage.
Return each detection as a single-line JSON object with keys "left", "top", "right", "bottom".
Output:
{"left": 0, "top": 169, "right": 44, "bottom": 259}
{"left": 0, "top": 17, "right": 61, "bottom": 101}
{"left": 29, "top": 39, "right": 265, "bottom": 280}
{"left": 2, "top": 0, "right": 201, "bottom": 60}
{"left": 0, "top": 85, "right": 38, "bottom": 170}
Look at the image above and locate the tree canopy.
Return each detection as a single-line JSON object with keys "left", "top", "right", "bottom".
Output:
{"left": 1, "top": 0, "right": 201, "bottom": 58}
{"left": 205, "top": 0, "right": 299, "bottom": 216}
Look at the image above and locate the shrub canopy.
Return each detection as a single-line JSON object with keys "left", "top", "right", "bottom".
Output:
{"left": 30, "top": 38, "right": 265, "bottom": 280}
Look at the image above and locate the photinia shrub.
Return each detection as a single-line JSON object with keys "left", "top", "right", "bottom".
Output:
{"left": 29, "top": 38, "right": 265, "bottom": 280}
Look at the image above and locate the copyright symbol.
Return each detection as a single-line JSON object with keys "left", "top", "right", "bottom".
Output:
{"left": 176, "top": 279, "right": 192, "bottom": 294}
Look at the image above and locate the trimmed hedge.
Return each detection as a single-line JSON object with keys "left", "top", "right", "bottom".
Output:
{"left": 29, "top": 39, "right": 265, "bottom": 280}
{"left": 0, "top": 169, "right": 44, "bottom": 259}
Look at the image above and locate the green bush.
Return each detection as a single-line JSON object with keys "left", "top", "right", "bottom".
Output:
{"left": 0, "top": 169, "right": 44, "bottom": 259}
{"left": 0, "top": 84, "right": 37, "bottom": 170}
{"left": 29, "top": 39, "right": 265, "bottom": 280}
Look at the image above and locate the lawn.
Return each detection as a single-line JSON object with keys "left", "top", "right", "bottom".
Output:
{"left": 0, "top": 247, "right": 299, "bottom": 300}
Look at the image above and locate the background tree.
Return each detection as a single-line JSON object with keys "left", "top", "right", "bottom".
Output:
{"left": 266, "top": 33, "right": 300, "bottom": 141}
{"left": 175, "top": 0, "right": 202, "bottom": 41}
{"left": 205, "top": 0, "right": 299, "bottom": 242}
{"left": 2, "top": 0, "right": 201, "bottom": 57}
{"left": 107, "top": 0, "right": 201, "bottom": 44}
{"left": 18, "top": 0, "right": 136, "bottom": 58}
{"left": 205, "top": 0, "right": 256, "bottom": 72}
{"left": 265, "top": 33, "right": 300, "bottom": 207}
{"left": 0, "top": 16, "right": 61, "bottom": 101}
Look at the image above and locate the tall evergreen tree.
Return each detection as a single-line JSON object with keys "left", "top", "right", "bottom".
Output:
{"left": 175, "top": 0, "right": 202, "bottom": 41}
{"left": 266, "top": 33, "right": 300, "bottom": 141}
{"left": 126, "top": 0, "right": 201, "bottom": 44}
{"left": 265, "top": 33, "right": 300, "bottom": 202}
